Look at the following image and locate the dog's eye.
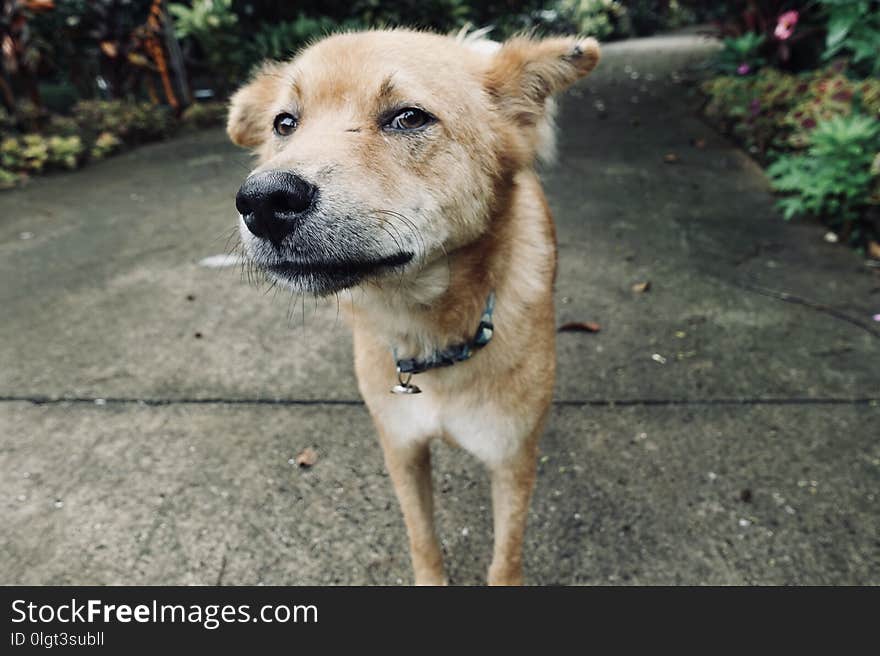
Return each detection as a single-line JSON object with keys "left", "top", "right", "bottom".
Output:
{"left": 386, "top": 108, "right": 433, "bottom": 131}
{"left": 273, "top": 113, "right": 298, "bottom": 137}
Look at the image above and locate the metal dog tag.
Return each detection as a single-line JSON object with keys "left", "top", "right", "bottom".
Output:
{"left": 391, "top": 370, "right": 422, "bottom": 395}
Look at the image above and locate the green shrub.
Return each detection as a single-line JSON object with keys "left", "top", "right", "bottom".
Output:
{"left": 712, "top": 32, "right": 766, "bottom": 75}
{"left": 170, "top": 0, "right": 245, "bottom": 87}
{"left": 46, "top": 115, "right": 80, "bottom": 138}
{"left": 247, "top": 15, "right": 340, "bottom": 64}
{"left": 0, "top": 167, "right": 21, "bottom": 189}
{"left": 181, "top": 101, "right": 228, "bottom": 129}
{"left": 353, "top": 0, "right": 468, "bottom": 32}
{"left": 2, "top": 135, "right": 49, "bottom": 173}
{"left": 556, "top": 0, "right": 631, "bottom": 40}
{"left": 72, "top": 100, "right": 176, "bottom": 144}
{"left": 702, "top": 68, "right": 801, "bottom": 154}
{"left": 702, "top": 65, "right": 880, "bottom": 157}
{"left": 47, "top": 135, "right": 84, "bottom": 170}
{"left": 0, "top": 107, "right": 15, "bottom": 133}
{"left": 768, "top": 114, "right": 880, "bottom": 239}
{"left": 0, "top": 133, "right": 84, "bottom": 174}
{"left": 0, "top": 97, "right": 190, "bottom": 188}
{"left": 90, "top": 132, "right": 123, "bottom": 160}
{"left": 783, "top": 72, "right": 880, "bottom": 148}
{"left": 819, "top": 0, "right": 880, "bottom": 77}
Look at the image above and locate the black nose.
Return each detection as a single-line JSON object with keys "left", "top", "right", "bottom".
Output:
{"left": 235, "top": 170, "right": 317, "bottom": 246}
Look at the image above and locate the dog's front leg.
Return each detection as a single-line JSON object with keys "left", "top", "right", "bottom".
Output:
{"left": 378, "top": 433, "right": 446, "bottom": 585}
{"left": 487, "top": 439, "right": 539, "bottom": 586}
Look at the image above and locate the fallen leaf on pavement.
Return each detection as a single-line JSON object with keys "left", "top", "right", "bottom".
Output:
{"left": 663, "top": 153, "right": 679, "bottom": 163}
{"left": 559, "top": 321, "right": 601, "bottom": 333}
{"left": 632, "top": 281, "right": 651, "bottom": 293}
{"left": 868, "top": 241, "right": 880, "bottom": 259}
{"left": 295, "top": 447, "right": 318, "bottom": 468}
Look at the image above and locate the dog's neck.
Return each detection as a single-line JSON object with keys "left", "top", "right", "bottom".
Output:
{"left": 351, "top": 232, "right": 501, "bottom": 363}
{"left": 348, "top": 169, "right": 553, "bottom": 366}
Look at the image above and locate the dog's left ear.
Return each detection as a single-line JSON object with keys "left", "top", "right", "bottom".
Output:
{"left": 227, "top": 63, "right": 284, "bottom": 149}
{"left": 485, "top": 36, "right": 600, "bottom": 156}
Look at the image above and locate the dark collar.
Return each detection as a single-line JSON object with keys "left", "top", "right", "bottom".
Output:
{"left": 393, "top": 291, "right": 496, "bottom": 375}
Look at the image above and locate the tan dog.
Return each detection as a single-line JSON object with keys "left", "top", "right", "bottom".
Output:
{"left": 227, "top": 29, "right": 599, "bottom": 585}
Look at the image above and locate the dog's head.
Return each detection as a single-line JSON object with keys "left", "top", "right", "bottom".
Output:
{"left": 228, "top": 29, "right": 599, "bottom": 296}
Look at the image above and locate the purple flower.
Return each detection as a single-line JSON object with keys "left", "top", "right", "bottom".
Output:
{"left": 737, "top": 63, "right": 751, "bottom": 75}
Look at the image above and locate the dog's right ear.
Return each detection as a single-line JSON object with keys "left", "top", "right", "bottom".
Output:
{"left": 485, "top": 36, "right": 600, "bottom": 121}
{"left": 484, "top": 36, "right": 599, "bottom": 163}
{"left": 227, "top": 63, "right": 284, "bottom": 149}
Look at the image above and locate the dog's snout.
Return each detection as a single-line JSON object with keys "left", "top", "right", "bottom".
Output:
{"left": 235, "top": 170, "right": 317, "bottom": 246}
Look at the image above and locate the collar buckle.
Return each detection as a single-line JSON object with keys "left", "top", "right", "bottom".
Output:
{"left": 391, "top": 368, "right": 422, "bottom": 395}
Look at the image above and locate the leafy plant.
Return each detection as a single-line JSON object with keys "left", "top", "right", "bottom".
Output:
{"left": 180, "top": 100, "right": 226, "bottom": 128}
{"left": 768, "top": 114, "right": 880, "bottom": 240}
{"left": 169, "top": 0, "right": 243, "bottom": 87}
{"left": 0, "top": 132, "right": 84, "bottom": 173}
{"left": 818, "top": 0, "right": 880, "bottom": 76}
{"left": 90, "top": 131, "right": 122, "bottom": 159}
{"left": 72, "top": 99, "right": 175, "bottom": 143}
{"left": 556, "top": 0, "right": 631, "bottom": 41}
{"left": 46, "top": 134, "right": 84, "bottom": 169}
{"left": 0, "top": 166, "right": 20, "bottom": 188}
{"left": 702, "top": 64, "right": 880, "bottom": 157}
{"left": 713, "top": 32, "right": 766, "bottom": 75}
{"left": 353, "top": 0, "right": 468, "bottom": 31}
{"left": 246, "top": 15, "right": 339, "bottom": 64}
{"left": 0, "top": 0, "right": 55, "bottom": 112}
{"left": 169, "top": 0, "right": 238, "bottom": 39}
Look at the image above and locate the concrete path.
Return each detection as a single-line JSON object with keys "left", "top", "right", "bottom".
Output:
{"left": 1, "top": 34, "right": 878, "bottom": 585}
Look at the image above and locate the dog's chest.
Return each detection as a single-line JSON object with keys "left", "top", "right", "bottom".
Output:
{"left": 373, "top": 391, "right": 527, "bottom": 466}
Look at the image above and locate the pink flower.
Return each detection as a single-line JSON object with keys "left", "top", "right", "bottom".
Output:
{"left": 874, "top": 314, "right": 880, "bottom": 322}
{"left": 775, "top": 10, "right": 799, "bottom": 40}
{"left": 737, "top": 63, "right": 751, "bottom": 75}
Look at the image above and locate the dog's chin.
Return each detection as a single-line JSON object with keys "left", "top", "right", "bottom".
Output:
{"left": 258, "top": 251, "right": 415, "bottom": 296}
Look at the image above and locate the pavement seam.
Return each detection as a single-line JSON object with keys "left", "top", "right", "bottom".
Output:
{"left": 727, "top": 277, "right": 880, "bottom": 339}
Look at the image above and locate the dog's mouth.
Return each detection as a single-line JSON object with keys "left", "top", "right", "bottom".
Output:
{"left": 262, "top": 251, "right": 414, "bottom": 293}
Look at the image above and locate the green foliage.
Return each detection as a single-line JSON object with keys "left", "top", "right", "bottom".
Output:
{"left": 247, "top": 15, "right": 341, "bottom": 63}
{"left": 0, "top": 167, "right": 20, "bottom": 189}
{"left": 556, "top": 0, "right": 631, "bottom": 40}
{"left": 702, "top": 65, "right": 880, "bottom": 157}
{"left": 72, "top": 100, "right": 176, "bottom": 144}
{"left": 768, "top": 114, "right": 880, "bottom": 234}
{"left": 47, "top": 135, "right": 85, "bottom": 170}
{"left": 181, "top": 101, "right": 228, "bottom": 129}
{"left": 0, "top": 134, "right": 84, "bottom": 175}
{"left": 90, "top": 132, "right": 123, "bottom": 160}
{"left": 713, "top": 32, "right": 766, "bottom": 75}
{"left": 1, "top": 99, "right": 176, "bottom": 187}
{"left": 170, "top": 0, "right": 244, "bottom": 86}
{"left": 783, "top": 72, "right": 880, "bottom": 147}
{"left": 1, "top": 135, "right": 48, "bottom": 174}
{"left": 819, "top": 0, "right": 880, "bottom": 77}
{"left": 0, "top": 107, "right": 15, "bottom": 133}
{"left": 353, "top": 0, "right": 469, "bottom": 31}
{"left": 171, "top": 0, "right": 238, "bottom": 31}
